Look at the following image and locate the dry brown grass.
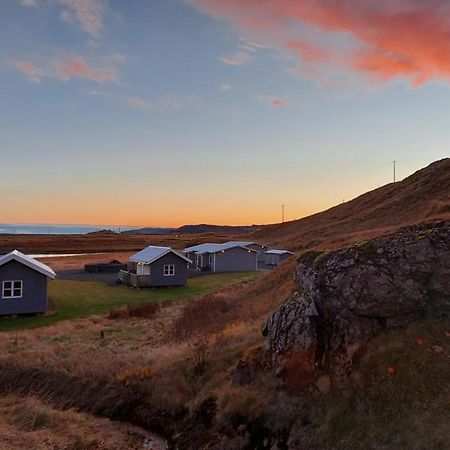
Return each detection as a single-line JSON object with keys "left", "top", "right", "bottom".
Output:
{"left": 0, "top": 260, "right": 293, "bottom": 444}
{"left": 108, "top": 302, "right": 163, "bottom": 320}
{"left": 0, "top": 257, "right": 447, "bottom": 449}
{"left": 0, "top": 230, "right": 250, "bottom": 256}
{"left": 171, "top": 260, "right": 295, "bottom": 341}
{"left": 0, "top": 395, "right": 153, "bottom": 450}
{"left": 248, "top": 158, "right": 450, "bottom": 251}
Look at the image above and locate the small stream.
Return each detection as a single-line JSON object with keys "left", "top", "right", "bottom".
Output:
{"left": 19, "top": 253, "right": 168, "bottom": 448}
{"left": 30, "top": 252, "right": 106, "bottom": 258}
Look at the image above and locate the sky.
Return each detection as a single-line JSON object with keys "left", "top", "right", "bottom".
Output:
{"left": 1, "top": 0, "right": 449, "bottom": 227}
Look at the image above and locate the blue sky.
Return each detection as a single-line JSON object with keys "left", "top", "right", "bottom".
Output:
{"left": 1, "top": 0, "right": 449, "bottom": 226}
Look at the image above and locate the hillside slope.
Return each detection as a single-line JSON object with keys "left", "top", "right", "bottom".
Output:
{"left": 250, "top": 158, "right": 450, "bottom": 251}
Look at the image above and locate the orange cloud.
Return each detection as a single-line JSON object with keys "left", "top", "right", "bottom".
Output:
{"left": 189, "top": 0, "right": 450, "bottom": 86}
{"left": 12, "top": 56, "right": 118, "bottom": 83}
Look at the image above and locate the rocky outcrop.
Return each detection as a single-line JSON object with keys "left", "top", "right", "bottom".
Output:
{"left": 263, "top": 221, "right": 450, "bottom": 386}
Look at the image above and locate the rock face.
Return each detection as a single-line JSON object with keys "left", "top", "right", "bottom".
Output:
{"left": 263, "top": 222, "right": 450, "bottom": 386}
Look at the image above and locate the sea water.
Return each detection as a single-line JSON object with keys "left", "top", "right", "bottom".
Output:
{"left": 0, "top": 224, "right": 137, "bottom": 235}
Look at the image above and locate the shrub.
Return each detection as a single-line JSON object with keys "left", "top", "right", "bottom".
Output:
{"left": 172, "top": 295, "right": 233, "bottom": 341}
{"left": 189, "top": 335, "right": 210, "bottom": 376}
{"left": 355, "top": 240, "right": 378, "bottom": 257}
{"left": 108, "top": 302, "right": 161, "bottom": 320}
{"left": 117, "top": 367, "right": 153, "bottom": 386}
{"left": 313, "top": 251, "right": 330, "bottom": 267}
{"left": 298, "top": 250, "right": 324, "bottom": 266}
{"left": 8, "top": 398, "right": 51, "bottom": 431}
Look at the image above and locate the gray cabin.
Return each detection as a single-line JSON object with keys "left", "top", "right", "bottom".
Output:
{"left": 0, "top": 250, "right": 56, "bottom": 316}
{"left": 118, "top": 246, "right": 191, "bottom": 288}
{"left": 223, "top": 241, "right": 269, "bottom": 264}
{"left": 265, "top": 249, "right": 294, "bottom": 266}
{"left": 184, "top": 243, "right": 258, "bottom": 273}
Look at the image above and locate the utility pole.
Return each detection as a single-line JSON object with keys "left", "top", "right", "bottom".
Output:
{"left": 281, "top": 204, "right": 285, "bottom": 223}
{"left": 393, "top": 160, "right": 396, "bottom": 183}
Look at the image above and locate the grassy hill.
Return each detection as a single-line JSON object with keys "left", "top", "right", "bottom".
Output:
{"left": 250, "top": 158, "right": 450, "bottom": 251}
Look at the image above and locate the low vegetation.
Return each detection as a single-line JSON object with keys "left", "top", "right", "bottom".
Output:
{"left": 0, "top": 272, "right": 261, "bottom": 332}
{"left": 0, "top": 255, "right": 448, "bottom": 448}
{"left": 0, "top": 395, "right": 153, "bottom": 450}
{"left": 323, "top": 315, "right": 450, "bottom": 449}
{"left": 0, "top": 262, "right": 295, "bottom": 447}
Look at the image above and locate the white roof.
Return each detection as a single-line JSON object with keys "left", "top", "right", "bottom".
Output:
{"left": 223, "top": 241, "right": 255, "bottom": 247}
{"left": 184, "top": 242, "right": 258, "bottom": 254}
{"left": 130, "top": 246, "right": 191, "bottom": 264}
{"left": 0, "top": 250, "right": 56, "bottom": 279}
{"left": 265, "top": 249, "right": 294, "bottom": 255}
{"left": 184, "top": 243, "right": 221, "bottom": 253}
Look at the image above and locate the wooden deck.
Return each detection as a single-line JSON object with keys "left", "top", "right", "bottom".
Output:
{"left": 118, "top": 270, "right": 151, "bottom": 287}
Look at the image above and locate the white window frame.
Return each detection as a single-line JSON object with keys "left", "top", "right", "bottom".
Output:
{"left": 163, "top": 264, "right": 175, "bottom": 277}
{"left": 2, "top": 280, "right": 23, "bottom": 299}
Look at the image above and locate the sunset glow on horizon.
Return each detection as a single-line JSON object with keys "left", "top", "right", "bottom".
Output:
{"left": 1, "top": 0, "right": 449, "bottom": 227}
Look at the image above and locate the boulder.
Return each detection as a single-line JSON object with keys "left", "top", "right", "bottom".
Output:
{"left": 263, "top": 221, "right": 450, "bottom": 386}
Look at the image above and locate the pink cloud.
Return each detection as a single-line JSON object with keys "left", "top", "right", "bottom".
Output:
{"left": 60, "top": 10, "right": 72, "bottom": 23}
{"left": 20, "top": 0, "right": 37, "bottom": 6}
{"left": 12, "top": 56, "right": 118, "bottom": 84}
{"left": 259, "top": 94, "right": 290, "bottom": 107}
{"left": 11, "top": 61, "right": 42, "bottom": 83}
{"left": 19, "top": 0, "right": 105, "bottom": 35}
{"left": 57, "top": 0, "right": 106, "bottom": 35}
{"left": 58, "top": 57, "right": 116, "bottom": 82}
{"left": 271, "top": 98, "right": 289, "bottom": 107}
{"left": 189, "top": 0, "right": 450, "bottom": 86}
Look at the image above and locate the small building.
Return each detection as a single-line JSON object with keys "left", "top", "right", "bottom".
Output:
{"left": 118, "top": 246, "right": 191, "bottom": 288}
{"left": 184, "top": 243, "right": 258, "bottom": 273}
{"left": 85, "top": 260, "right": 128, "bottom": 273}
{"left": 0, "top": 250, "right": 56, "bottom": 316}
{"left": 265, "top": 249, "right": 294, "bottom": 266}
{"left": 222, "top": 241, "right": 269, "bottom": 264}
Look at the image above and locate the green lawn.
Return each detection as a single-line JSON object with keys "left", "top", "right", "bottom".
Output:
{"left": 0, "top": 272, "right": 261, "bottom": 332}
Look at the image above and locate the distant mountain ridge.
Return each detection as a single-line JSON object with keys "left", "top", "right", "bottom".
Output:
{"left": 121, "top": 223, "right": 261, "bottom": 235}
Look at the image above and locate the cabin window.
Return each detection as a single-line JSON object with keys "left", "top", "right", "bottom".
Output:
{"left": 164, "top": 264, "right": 175, "bottom": 276}
{"left": 2, "top": 280, "right": 23, "bottom": 299}
{"left": 208, "top": 255, "right": 213, "bottom": 264}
